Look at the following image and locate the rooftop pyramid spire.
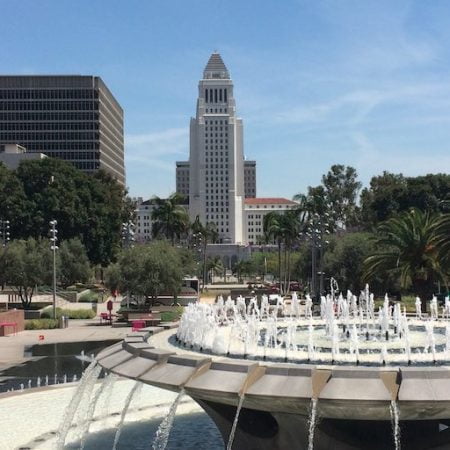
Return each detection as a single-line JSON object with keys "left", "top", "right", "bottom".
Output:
{"left": 203, "top": 52, "right": 230, "bottom": 79}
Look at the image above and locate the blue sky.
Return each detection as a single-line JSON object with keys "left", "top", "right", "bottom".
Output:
{"left": 2, "top": 0, "right": 450, "bottom": 199}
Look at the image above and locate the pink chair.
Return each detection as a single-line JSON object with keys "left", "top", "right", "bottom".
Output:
{"left": 131, "top": 319, "right": 146, "bottom": 332}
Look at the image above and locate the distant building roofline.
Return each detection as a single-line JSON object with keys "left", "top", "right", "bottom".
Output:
{"left": 244, "top": 197, "right": 297, "bottom": 205}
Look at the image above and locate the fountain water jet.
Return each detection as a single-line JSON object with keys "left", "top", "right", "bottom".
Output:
{"left": 226, "top": 395, "right": 245, "bottom": 450}
{"left": 307, "top": 398, "right": 318, "bottom": 450}
{"left": 79, "top": 372, "right": 117, "bottom": 450}
{"left": 152, "top": 388, "right": 185, "bottom": 450}
{"left": 112, "top": 380, "right": 143, "bottom": 450}
{"left": 390, "top": 399, "right": 401, "bottom": 450}
{"left": 56, "top": 361, "right": 101, "bottom": 449}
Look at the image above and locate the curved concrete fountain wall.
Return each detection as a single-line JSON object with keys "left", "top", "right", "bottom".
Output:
{"left": 95, "top": 330, "right": 450, "bottom": 422}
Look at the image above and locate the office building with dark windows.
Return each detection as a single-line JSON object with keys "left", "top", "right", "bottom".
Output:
{"left": 244, "top": 160, "right": 256, "bottom": 198}
{"left": 0, "top": 75, "right": 125, "bottom": 184}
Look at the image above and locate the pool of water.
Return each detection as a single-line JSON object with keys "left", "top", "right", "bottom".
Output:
{"left": 65, "top": 412, "right": 223, "bottom": 450}
{"left": 0, "top": 340, "right": 119, "bottom": 392}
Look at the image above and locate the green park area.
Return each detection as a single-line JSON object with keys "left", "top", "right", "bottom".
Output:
{"left": 1, "top": 159, "right": 449, "bottom": 330}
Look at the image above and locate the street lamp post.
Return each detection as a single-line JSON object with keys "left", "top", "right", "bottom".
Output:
{"left": 49, "top": 220, "right": 58, "bottom": 320}
{"left": 1, "top": 219, "right": 10, "bottom": 247}
{"left": 122, "top": 220, "right": 135, "bottom": 309}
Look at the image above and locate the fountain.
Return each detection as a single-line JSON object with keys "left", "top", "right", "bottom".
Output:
{"left": 152, "top": 389, "right": 185, "bottom": 450}
{"left": 56, "top": 285, "right": 450, "bottom": 449}
{"left": 112, "top": 380, "right": 143, "bottom": 450}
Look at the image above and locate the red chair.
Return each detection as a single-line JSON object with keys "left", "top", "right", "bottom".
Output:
{"left": 131, "top": 319, "right": 146, "bottom": 332}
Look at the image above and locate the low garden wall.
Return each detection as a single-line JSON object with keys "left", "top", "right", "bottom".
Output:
{"left": 0, "top": 309, "right": 25, "bottom": 336}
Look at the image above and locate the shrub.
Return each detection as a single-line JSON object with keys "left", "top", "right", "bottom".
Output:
{"left": 40, "top": 307, "right": 63, "bottom": 319}
{"left": 161, "top": 306, "right": 184, "bottom": 322}
{"left": 25, "top": 319, "right": 59, "bottom": 330}
{"left": 78, "top": 290, "right": 99, "bottom": 303}
{"left": 40, "top": 306, "right": 95, "bottom": 320}
{"left": 65, "top": 309, "right": 95, "bottom": 319}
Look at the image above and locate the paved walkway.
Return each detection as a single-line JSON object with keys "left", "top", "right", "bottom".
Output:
{"left": 0, "top": 318, "right": 132, "bottom": 368}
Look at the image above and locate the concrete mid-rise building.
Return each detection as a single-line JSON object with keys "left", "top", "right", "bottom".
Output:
{"left": 134, "top": 197, "right": 157, "bottom": 243}
{"left": 134, "top": 197, "right": 189, "bottom": 243}
{"left": 244, "top": 197, "right": 298, "bottom": 245}
{"left": 0, "top": 143, "right": 46, "bottom": 170}
{"left": 0, "top": 75, "right": 125, "bottom": 185}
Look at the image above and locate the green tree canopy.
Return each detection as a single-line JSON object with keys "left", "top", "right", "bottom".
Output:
{"left": 295, "top": 165, "right": 362, "bottom": 230}
{"left": 363, "top": 209, "right": 447, "bottom": 307}
{"left": 2, "top": 238, "right": 52, "bottom": 308}
{"left": 116, "top": 241, "right": 185, "bottom": 305}
{"left": 0, "top": 163, "right": 26, "bottom": 227}
{"left": 151, "top": 193, "right": 189, "bottom": 244}
{"left": 58, "top": 238, "right": 91, "bottom": 288}
{"left": 104, "top": 262, "right": 121, "bottom": 294}
{"left": 322, "top": 232, "right": 392, "bottom": 294}
{"left": 361, "top": 172, "right": 450, "bottom": 226}
{"left": 4, "top": 158, "right": 129, "bottom": 266}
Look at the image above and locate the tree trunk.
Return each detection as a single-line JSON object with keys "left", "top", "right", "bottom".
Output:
{"left": 287, "top": 248, "right": 292, "bottom": 295}
{"left": 283, "top": 245, "right": 288, "bottom": 295}
{"left": 278, "top": 241, "right": 282, "bottom": 292}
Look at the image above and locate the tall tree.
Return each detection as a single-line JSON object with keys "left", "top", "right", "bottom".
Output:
{"left": 363, "top": 209, "right": 447, "bottom": 311}
{"left": 264, "top": 210, "right": 306, "bottom": 294}
{"left": 191, "top": 215, "right": 218, "bottom": 287}
{"left": 207, "top": 256, "right": 224, "bottom": 283}
{"left": 321, "top": 164, "right": 362, "bottom": 227}
{"left": 2, "top": 238, "right": 52, "bottom": 308}
{"left": 151, "top": 193, "right": 189, "bottom": 244}
{"left": 117, "top": 241, "right": 185, "bottom": 306}
{"left": 360, "top": 172, "right": 450, "bottom": 227}
{"left": 11, "top": 158, "right": 127, "bottom": 266}
{"left": 58, "top": 238, "right": 91, "bottom": 288}
{"left": 0, "top": 163, "right": 26, "bottom": 233}
{"left": 264, "top": 212, "right": 285, "bottom": 288}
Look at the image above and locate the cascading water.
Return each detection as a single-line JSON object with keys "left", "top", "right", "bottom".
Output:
{"left": 390, "top": 400, "right": 401, "bottom": 450}
{"left": 56, "top": 361, "right": 101, "bottom": 449}
{"left": 79, "top": 372, "right": 117, "bottom": 450}
{"left": 226, "top": 395, "right": 244, "bottom": 450}
{"left": 152, "top": 388, "right": 185, "bottom": 450}
{"left": 307, "top": 398, "right": 318, "bottom": 450}
{"left": 112, "top": 380, "right": 143, "bottom": 450}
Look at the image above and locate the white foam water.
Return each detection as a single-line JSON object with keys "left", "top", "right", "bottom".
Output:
{"left": 308, "top": 398, "right": 318, "bottom": 450}
{"left": 226, "top": 395, "right": 244, "bottom": 450}
{"left": 152, "top": 388, "right": 185, "bottom": 450}
{"left": 390, "top": 399, "right": 401, "bottom": 450}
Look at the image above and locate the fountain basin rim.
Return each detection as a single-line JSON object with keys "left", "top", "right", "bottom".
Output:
{"left": 96, "top": 334, "right": 450, "bottom": 421}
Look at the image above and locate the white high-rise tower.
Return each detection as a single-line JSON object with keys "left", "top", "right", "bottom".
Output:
{"left": 189, "top": 53, "right": 245, "bottom": 244}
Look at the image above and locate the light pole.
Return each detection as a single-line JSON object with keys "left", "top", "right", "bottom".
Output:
{"left": 1, "top": 219, "right": 10, "bottom": 247}
{"left": 122, "top": 220, "right": 135, "bottom": 309}
{"left": 49, "top": 220, "right": 58, "bottom": 320}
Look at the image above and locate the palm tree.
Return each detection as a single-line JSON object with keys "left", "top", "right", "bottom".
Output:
{"left": 191, "top": 216, "right": 218, "bottom": 289}
{"left": 433, "top": 213, "right": 450, "bottom": 279}
{"left": 207, "top": 256, "right": 223, "bottom": 284}
{"left": 363, "top": 209, "right": 447, "bottom": 311}
{"left": 264, "top": 210, "right": 306, "bottom": 294}
{"left": 232, "top": 260, "right": 253, "bottom": 283}
{"left": 151, "top": 193, "right": 189, "bottom": 244}
{"left": 264, "top": 212, "right": 284, "bottom": 289}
